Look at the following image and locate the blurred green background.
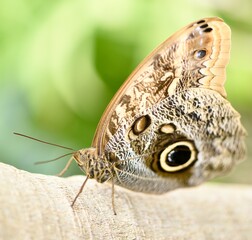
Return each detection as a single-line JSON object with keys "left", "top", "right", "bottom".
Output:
{"left": 1, "top": 0, "right": 251, "bottom": 184}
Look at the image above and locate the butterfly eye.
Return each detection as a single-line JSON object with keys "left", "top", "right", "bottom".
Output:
{"left": 159, "top": 141, "right": 197, "bottom": 172}
{"left": 194, "top": 49, "right": 207, "bottom": 59}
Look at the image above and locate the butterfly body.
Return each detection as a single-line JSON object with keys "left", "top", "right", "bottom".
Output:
{"left": 74, "top": 17, "right": 246, "bottom": 194}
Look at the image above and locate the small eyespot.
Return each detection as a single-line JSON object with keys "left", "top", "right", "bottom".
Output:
{"left": 194, "top": 49, "right": 207, "bottom": 59}
{"left": 197, "top": 19, "right": 205, "bottom": 24}
{"left": 159, "top": 123, "right": 176, "bottom": 134}
{"left": 128, "top": 115, "right": 151, "bottom": 140}
{"left": 159, "top": 141, "right": 197, "bottom": 172}
{"left": 133, "top": 115, "right": 151, "bottom": 134}
{"left": 203, "top": 27, "right": 213, "bottom": 33}
{"left": 200, "top": 24, "right": 208, "bottom": 28}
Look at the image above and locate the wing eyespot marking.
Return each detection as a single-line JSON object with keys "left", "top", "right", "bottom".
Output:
{"left": 197, "top": 19, "right": 205, "bottom": 24}
{"left": 152, "top": 141, "right": 197, "bottom": 173}
{"left": 194, "top": 49, "right": 207, "bottom": 59}
{"left": 158, "top": 123, "right": 176, "bottom": 134}
{"left": 200, "top": 23, "right": 209, "bottom": 29}
{"left": 203, "top": 27, "right": 213, "bottom": 33}
{"left": 128, "top": 115, "right": 152, "bottom": 140}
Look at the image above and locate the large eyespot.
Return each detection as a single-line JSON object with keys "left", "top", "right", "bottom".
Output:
{"left": 159, "top": 141, "right": 197, "bottom": 172}
{"left": 194, "top": 49, "right": 207, "bottom": 59}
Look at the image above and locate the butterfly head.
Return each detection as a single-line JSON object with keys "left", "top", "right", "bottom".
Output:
{"left": 73, "top": 148, "right": 114, "bottom": 183}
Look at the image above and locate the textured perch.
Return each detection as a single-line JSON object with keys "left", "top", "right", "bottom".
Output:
{"left": 0, "top": 162, "right": 251, "bottom": 240}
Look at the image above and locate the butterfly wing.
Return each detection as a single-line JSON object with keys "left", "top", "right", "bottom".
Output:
{"left": 92, "top": 17, "right": 231, "bottom": 155}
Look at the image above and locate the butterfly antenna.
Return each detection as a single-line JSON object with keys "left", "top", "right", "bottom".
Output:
{"left": 13, "top": 132, "right": 75, "bottom": 151}
{"left": 14, "top": 132, "right": 77, "bottom": 176}
{"left": 34, "top": 152, "right": 75, "bottom": 165}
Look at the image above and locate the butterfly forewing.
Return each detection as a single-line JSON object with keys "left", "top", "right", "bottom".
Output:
{"left": 92, "top": 17, "right": 231, "bottom": 154}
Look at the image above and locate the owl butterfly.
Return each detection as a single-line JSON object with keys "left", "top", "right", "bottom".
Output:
{"left": 71, "top": 17, "right": 246, "bottom": 208}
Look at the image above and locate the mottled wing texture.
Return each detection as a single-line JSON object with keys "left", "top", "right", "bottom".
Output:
{"left": 93, "top": 17, "right": 231, "bottom": 154}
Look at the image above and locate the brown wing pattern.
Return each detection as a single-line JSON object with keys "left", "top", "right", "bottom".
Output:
{"left": 92, "top": 17, "right": 231, "bottom": 155}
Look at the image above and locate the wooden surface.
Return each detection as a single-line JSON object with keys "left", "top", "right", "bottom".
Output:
{"left": 0, "top": 162, "right": 252, "bottom": 240}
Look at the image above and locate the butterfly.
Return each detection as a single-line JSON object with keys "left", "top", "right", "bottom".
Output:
{"left": 68, "top": 17, "right": 246, "bottom": 211}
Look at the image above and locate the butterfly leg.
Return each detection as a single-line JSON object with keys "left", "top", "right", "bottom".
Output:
{"left": 111, "top": 176, "right": 117, "bottom": 215}
{"left": 57, "top": 157, "right": 75, "bottom": 177}
{"left": 71, "top": 175, "right": 89, "bottom": 207}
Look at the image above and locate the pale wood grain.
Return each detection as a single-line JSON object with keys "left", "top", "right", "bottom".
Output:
{"left": 0, "top": 162, "right": 251, "bottom": 240}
